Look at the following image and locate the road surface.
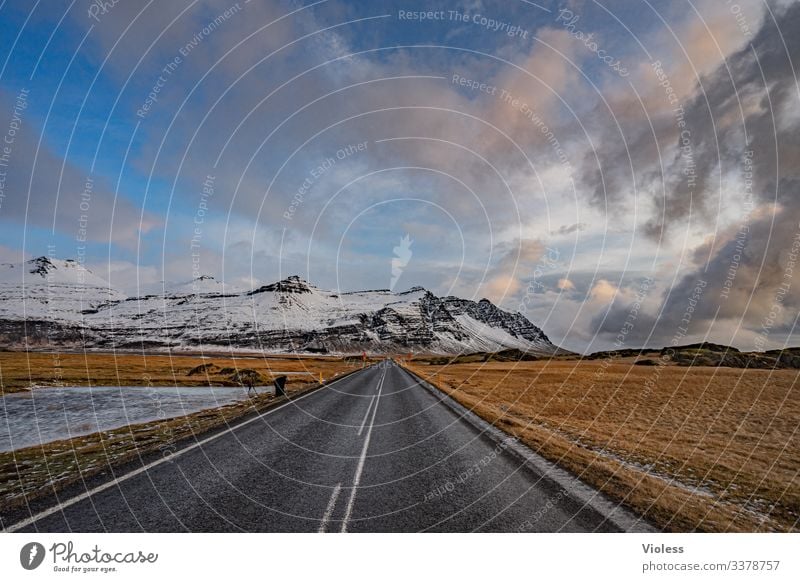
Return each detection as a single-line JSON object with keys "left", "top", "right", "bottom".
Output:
{"left": 3, "top": 361, "right": 652, "bottom": 532}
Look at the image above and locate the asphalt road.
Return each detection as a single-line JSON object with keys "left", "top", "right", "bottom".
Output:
{"left": 4, "top": 361, "right": 652, "bottom": 532}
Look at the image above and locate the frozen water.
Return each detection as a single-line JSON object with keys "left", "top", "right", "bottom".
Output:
{"left": 0, "top": 385, "right": 256, "bottom": 452}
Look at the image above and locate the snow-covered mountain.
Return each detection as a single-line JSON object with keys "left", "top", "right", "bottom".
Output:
{"left": 0, "top": 257, "right": 126, "bottom": 320}
{"left": 0, "top": 257, "right": 559, "bottom": 355}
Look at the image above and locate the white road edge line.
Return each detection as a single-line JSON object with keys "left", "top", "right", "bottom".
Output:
{"left": 317, "top": 482, "right": 342, "bottom": 533}
{"left": 340, "top": 367, "right": 385, "bottom": 532}
{"left": 2, "top": 371, "right": 361, "bottom": 533}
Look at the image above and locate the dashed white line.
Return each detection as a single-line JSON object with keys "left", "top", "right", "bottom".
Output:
{"left": 317, "top": 482, "right": 342, "bottom": 533}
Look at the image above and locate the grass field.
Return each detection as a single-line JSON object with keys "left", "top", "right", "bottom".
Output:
{"left": 0, "top": 351, "right": 363, "bottom": 394}
{"left": 3, "top": 351, "right": 797, "bottom": 531}
{"left": 408, "top": 359, "right": 800, "bottom": 532}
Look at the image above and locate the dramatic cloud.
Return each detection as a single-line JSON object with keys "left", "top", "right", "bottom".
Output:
{"left": 592, "top": 2, "right": 800, "bottom": 350}
{"left": 1, "top": 0, "right": 797, "bottom": 351}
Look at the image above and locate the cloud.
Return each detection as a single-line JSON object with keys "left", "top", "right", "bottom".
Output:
{"left": 650, "top": 2, "right": 800, "bottom": 345}
{"left": 478, "top": 238, "right": 545, "bottom": 301}
{"left": 0, "top": 88, "right": 161, "bottom": 249}
{"left": 3, "top": 0, "right": 798, "bottom": 353}
{"left": 553, "top": 1, "right": 800, "bottom": 351}
{"left": 551, "top": 222, "right": 586, "bottom": 236}
{"left": 588, "top": 279, "right": 619, "bottom": 304}
{"left": 557, "top": 277, "right": 575, "bottom": 291}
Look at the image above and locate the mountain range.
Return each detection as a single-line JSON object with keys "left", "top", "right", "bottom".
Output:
{"left": 0, "top": 257, "right": 559, "bottom": 355}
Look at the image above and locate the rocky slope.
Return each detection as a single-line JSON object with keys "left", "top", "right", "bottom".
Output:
{"left": 0, "top": 257, "right": 559, "bottom": 355}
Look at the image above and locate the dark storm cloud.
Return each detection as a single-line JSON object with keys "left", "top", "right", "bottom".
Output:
{"left": 551, "top": 222, "right": 586, "bottom": 236}
{"left": 660, "top": 4, "right": 800, "bottom": 324}
{"left": 594, "top": 3, "right": 800, "bottom": 347}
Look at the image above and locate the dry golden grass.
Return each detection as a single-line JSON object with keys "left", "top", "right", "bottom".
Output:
{"left": 408, "top": 359, "right": 800, "bottom": 532}
{"left": 0, "top": 351, "right": 361, "bottom": 394}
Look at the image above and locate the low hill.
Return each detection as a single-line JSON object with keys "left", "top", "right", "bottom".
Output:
{"left": 587, "top": 343, "right": 800, "bottom": 369}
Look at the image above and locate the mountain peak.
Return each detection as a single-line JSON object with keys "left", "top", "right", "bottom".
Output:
{"left": 23, "top": 256, "right": 91, "bottom": 279}
{"left": 28, "top": 256, "right": 57, "bottom": 276}
{"left": 249, "top": 275, "right": 314, "bottom": 295}
{"left": 0, "top": 257, "right": 127, "bottom": 317}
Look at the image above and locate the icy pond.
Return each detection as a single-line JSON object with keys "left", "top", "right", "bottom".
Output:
{"left": 0, "top": 385, "right": 257, "bottom": 452}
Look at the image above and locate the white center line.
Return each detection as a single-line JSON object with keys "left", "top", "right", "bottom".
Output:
{"left": 340, "top": 367, "right": 386, "bottom": 532}
{"left": 317, "top": 482, "right": 342, "bottom": 533}
{"left": 357, "top": 395, "right": 376, "bottom": 436}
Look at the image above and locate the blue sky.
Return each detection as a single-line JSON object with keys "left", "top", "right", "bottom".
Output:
{"left": 0, "top": 0, "right": 797, "bottom": 352}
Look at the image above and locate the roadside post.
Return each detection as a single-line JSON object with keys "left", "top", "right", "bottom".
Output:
{"left": 274, "top": 375, "right": 288, "bottom": 397}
